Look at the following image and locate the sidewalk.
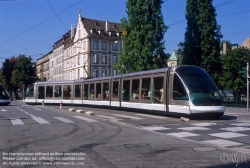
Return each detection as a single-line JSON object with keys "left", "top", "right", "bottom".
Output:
{"left": 225, "top": 107, "right": 250, "bottom": 114}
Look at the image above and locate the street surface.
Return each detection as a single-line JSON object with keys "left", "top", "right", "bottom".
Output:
{"left": 0, "top": 101, "right": 250, "bottom": 168}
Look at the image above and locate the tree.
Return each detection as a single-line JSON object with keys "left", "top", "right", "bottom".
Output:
{"left": 1, "top": 57, "right": 18, "bottom": 93}
{"left": 179, "top": 0, "right": 222, "bottom": 82}
{"left": 116, "top": 0, "right": 167, "bottom": 73}
{"left": 219, "top": 47, "right": 250, "bottom": 95}
{"left": 10, "top": 55, "right": 38, "bottom": 90}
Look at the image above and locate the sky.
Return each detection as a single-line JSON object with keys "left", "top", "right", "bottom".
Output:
{"left": 0, "top": 0, "right": 249, "bottom": 66}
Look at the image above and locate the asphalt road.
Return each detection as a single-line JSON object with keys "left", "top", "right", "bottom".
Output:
{"left": 0, "top": 101, "right": 250, "bottom": 168}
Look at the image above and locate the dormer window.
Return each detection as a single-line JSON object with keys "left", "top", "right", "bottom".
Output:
{"left": 99, "top": 30, "right": 104, "bottom": 35}
{"left": 117, "top": 32, "right": 122, "bottom": 37}
{"left": 109, "top": 31, "right": 115, "bottom": 36}
{"left": 90, "top": 29, "right": 97, "bottom": 34}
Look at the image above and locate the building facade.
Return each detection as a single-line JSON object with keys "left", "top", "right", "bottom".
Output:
{"left": 50, "top": 36, "right": 64, "bottom": 81}
{"left": 36, "top": 51, "right": 51, "bottom": 81}
{"left": 63, "top": 13, "right": 122, "bottom": 80}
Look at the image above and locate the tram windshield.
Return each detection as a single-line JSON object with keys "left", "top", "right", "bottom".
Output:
{"left": 175, "top": 66, "right": 224, "bottom": 106}
{"left": 0, "top": 85, "right": 10, "bottom": 99}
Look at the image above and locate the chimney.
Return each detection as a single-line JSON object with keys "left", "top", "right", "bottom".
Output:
{"left": 71, "top": 24, "right": 74, "bottom": 39}
{"left": 106, "top": 21, "right": 108, "bottom": 32}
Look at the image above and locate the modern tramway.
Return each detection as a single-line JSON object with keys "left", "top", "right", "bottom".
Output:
{"left": 25, "top": 65, "right": 225, "bottom": 118}
{"left": 0, "top": 84, "right": 11, "bottom": 105}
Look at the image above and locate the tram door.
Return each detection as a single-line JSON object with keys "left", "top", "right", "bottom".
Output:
{"left": 111, "top": 79, "right": 120, "bottom": 108}
{"left": 37, "top": 86, "right": 45, "bottom": 99}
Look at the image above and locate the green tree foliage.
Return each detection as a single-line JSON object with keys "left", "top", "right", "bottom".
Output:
{"left": 1, "top": 57, "right": 18, "bottom": 92}
{"left": 116, "top": 0, "right": 167, "bottom": 73}
{"left": 219, "top": 47, "right": 250, "bottom": 95}
{"left": 10, "top": 55, "right": 38, "bottom": 89}
{"left": 179, "top": 0, "right": 222, "bottom": 82}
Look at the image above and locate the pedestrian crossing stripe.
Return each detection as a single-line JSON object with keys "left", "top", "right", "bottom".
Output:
{"left": 10, "top": 118, "right": 24, "bottom": 125}
{"left": 32, "top": 117, "right": 50, "bottom": 124}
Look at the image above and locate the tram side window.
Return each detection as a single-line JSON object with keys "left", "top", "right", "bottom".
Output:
{"left": 26, "top": 86, "right": 34, "bottom": 97}
{"left": 75, "top": 85, "right": 81, "bottom": 98}
{"left": 103, "top": 82, "right": 109, "bottom": 100}
{"left": 38, "top": 86, "right": 45, "bottom": 99}
{"left": 63, "top": 85, "right": 71, "bottom": 99}
{"left": 153, "top": 77, "right": 163, "bottom": 103}
{"left": 113, "top": 81, "right": 118, "bottom": 98}
{"left": 90, "top": 84, "right": 95, "bottom": 98}
{"left": 141, "top": 78, "right": 150, "bottom": 100}
{"left": 96, "top": 83, "right": 101, "bottom": 99}
{"left": 84, "top": 84, "right": 89, "bottom": 100}
{"left": 132, "top": 79, "right": 139, "bottom": 99}
{"left": 54, "top": 85, "right": 62, "bottom": 98}
{"left": 123, "top": 80, "right": 130, "bottom": 101}
{"left": 173, "top": 74, "right": 188, "bottom": 100}
{"left": 46, "top": 86, "right": 53, "bottom": 98}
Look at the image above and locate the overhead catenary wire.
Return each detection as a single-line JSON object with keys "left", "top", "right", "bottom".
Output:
{"left": 46, "top": 0, "right": 68, "bottom": 31}
{"left": 0, "top": 0, "right": 84, "bottom": 46}
{"left": 167, "top": 0, "right": 235, "bottom": 27}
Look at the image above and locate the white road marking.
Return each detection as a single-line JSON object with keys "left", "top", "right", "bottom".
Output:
{"left": 221, "top": 127, "right": 250, "bottom": 132}
{"left": 141, "top": 126, "right": 170, "bottom": 131}
{"left": 209, "top": 132, "right": 248, "bottom": 139}
{"left": 167, "top": 132, "right": 200, "bottom": 138}
{"left": 135, "top": 113, "right": 166, "bottom": 119}
{"left": 54, "top": 117, "right": 75, "bottom": 123}
{"left": 73, "top": 116, "right": 98, "bottom": 122}
{"left": 32, "top": 117, "right": 50, "bottom": 124}
{"left": 230, "top": 123, "right": 250, "bottom": 126}
{"left": 178, "top": 127, "right": 210, "bottom": 131}
{"left": 189, "top": 123, "right": 217, "bottom": 127}
{"left": 112, "top": 114, "right": 142, "bottom": 120}
{"left": 202, "top": 139, "right": 243, "bottom": 147}
{"left": 10, "top": 118, "right": 24, "bottom": 125}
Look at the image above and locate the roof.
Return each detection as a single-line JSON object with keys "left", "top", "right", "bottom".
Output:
{"left": 241, "top": 36, "right": 250, "bottom": 49}
{"left": 81, "top": 17, "right": 122, "bottom": 39}
{"left": 168, "top": 49, "right": 178, "bottom": 61}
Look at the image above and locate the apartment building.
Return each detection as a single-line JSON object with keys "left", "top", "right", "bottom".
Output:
{"left": 36, "top": 51, "right": 51, "bottom": 81}
{"left": 63, "top": 13, "right": 122, "bottom": 80}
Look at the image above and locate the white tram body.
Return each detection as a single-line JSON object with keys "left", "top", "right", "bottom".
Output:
{"left": 25, "top": 66, "right": 225, "bottom": 118}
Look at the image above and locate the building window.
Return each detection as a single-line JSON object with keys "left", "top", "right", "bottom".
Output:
{"left": 78, "top": 30, "right": 81, "bottom": 39}
{"left": 102, "top": 54, "right": 107, "bottom": 64}
{"left": 102, "top": 68, "right": 107, "bottom": 77}
{"left": 112, "top": 69, "right": 117, "bottom": 76}
{"left": 92, "top": 54, "right": 99, "bottom": 64}
{"left": 78, "top": 56, "right": 80, "bottom": 65}
{"left": 83, "top": 41, "right": 86, "bottom": 50}
{"left": 101, "top": 41, "right": 107, "bottom": 50}
{"left": 93, "top": 68, "right": 99, "bottom": 78}
{"left": 112, "top": 42, "right": 118, "bottom": 51}
{"left": 78, "top": 69, "right": 80, "bottom": 79}
{"left": 93, "top": 40, "right": 99, "bottom": 49}
{"left": 112, "top": 55, "right": 117, "bottom": 65}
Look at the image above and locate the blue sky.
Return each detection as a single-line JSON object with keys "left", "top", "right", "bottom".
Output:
{"left": 0, "top": 0, "right": 249, "bottom": 66}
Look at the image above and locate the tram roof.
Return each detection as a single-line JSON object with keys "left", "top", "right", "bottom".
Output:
{"left": 122, "top": 68, "right": 169, "bottom": 78}
{"left": 35, "top": 80, "right": 75, "bottom": 85}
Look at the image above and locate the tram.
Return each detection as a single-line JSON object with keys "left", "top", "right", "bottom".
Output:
{"left": 25, "top": 65, "right": 225, "bottom": 118}
{"left": 0, "top": 84, "right": 11, "bottom": 105}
